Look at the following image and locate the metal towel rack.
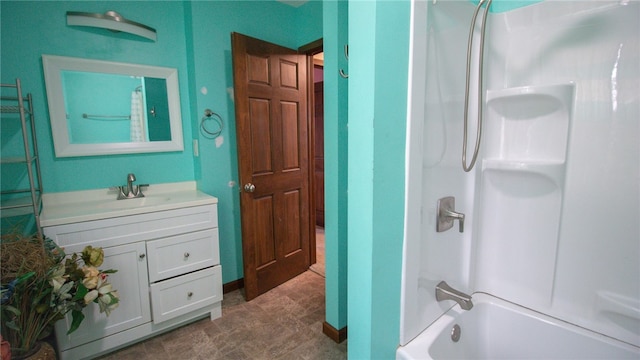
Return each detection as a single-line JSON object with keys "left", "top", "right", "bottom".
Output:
{"left": 82, "top": 113, "right": 131, "bottom": 120}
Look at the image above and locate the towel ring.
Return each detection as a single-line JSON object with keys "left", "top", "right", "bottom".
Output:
{"left": 340, "top": 44, "right": 349, "bottom": 78}
{"left": 200, "top": 109, "right": 223, "bottom": 139}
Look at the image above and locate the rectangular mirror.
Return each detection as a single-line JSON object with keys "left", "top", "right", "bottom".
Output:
{"left": 42, "top": 55, "right": 184, "bottom": 157}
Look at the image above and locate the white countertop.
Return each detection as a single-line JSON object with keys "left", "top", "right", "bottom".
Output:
{"left": 40, "top": 181, "right": 218, "bottom": 227}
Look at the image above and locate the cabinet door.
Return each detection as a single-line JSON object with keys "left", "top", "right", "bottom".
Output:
{"left": 55, "top": 242, "right": 151, "bottom": 350}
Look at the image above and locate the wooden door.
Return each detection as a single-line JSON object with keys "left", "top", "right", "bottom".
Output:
{"left": 314, "top": 80, "right": 325, "bottom": 227}
{"left": 231, "top": 32, "right": 310, "bottom": 300}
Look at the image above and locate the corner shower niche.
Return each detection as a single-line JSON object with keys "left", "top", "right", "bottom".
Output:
{"left": 475, "top": 83, "right": 575, "bottom": 308}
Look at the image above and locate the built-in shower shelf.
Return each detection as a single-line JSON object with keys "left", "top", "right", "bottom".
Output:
{"left": 484, "top": 83, "right": 575, "bottom": 165}
{"left": 482, "top": 159, "right": 565, "bottom": 186}
{"left": 486, "top": 83, "right": 575, "bottom": 119}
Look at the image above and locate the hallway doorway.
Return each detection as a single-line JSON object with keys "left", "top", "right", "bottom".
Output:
{"left": 308, "top": 48, "right": 324, "bottom": 277}
{"left": 310, "top": 226, "right": 325, "bottom": 276}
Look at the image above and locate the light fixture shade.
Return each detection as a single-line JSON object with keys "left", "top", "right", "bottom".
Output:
{"left": 66, "top": 11, "right": 157, "bottom": 41}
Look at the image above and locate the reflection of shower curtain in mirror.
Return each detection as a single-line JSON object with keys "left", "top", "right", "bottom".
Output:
{"left": 130, "top": 91, "right": 146, "bottom": 142}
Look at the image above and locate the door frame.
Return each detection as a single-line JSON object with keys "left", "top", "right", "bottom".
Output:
{"left": 299, "top": 38, "right": 323, "bottom": 268}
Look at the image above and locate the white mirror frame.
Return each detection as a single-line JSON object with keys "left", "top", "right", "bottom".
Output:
{"left": 42, "top": 54, "right": 184, "bottom": 157}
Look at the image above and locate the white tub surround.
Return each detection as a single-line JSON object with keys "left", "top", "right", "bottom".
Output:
{"left": 399, "top": 0, "right": 639, "bottom": 358}
{"left": 476, "top": 83, "right": 574, "bottom": 309}
{"left": 41, "top": 182, "right": 222, "bottom": 360}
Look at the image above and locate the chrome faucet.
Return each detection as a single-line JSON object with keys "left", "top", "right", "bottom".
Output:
{"left": 435, "top": 281, "right": 473, "bottom": 310}
{"left": 126, "top": 173, "right": 136, "bottom": 196}
{"left": 116, "top": 173, "right": 147, "bottom": 200}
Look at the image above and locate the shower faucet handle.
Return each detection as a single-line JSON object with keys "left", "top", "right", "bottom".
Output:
{"left": 445, "top": 208, "right": 465, "bottom": 233}
{"left": 436, "top": 196, "right": 465, "bottom": 233}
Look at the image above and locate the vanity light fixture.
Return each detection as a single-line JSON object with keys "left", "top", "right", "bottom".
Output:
{"left": 66, "top": 11, "right": 157, "bottom": 41}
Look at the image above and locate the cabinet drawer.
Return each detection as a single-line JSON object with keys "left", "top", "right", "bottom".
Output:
{"left": 147, "top": 229, "right": 220, "bottom": 283}
{"left": 150, "top": 266, "right": 222, "bottom": 324}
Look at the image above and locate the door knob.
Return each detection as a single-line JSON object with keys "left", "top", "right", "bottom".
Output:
{"left": 243, "top": 183, "right": 256, "bottom": 193}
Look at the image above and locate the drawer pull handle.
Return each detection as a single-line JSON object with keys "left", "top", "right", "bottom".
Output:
{"left": 187, "top": 292, "right": 193, "bottom": 298}
{"left": 139, "top": 253, "right": 146, "bottom": 259}
{"left": 184, "top": 252, "right": 190, "bottom": 258}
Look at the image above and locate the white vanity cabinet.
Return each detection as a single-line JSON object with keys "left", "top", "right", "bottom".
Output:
{"left": 41, "top": 197, "right": 222, "bottom": 360}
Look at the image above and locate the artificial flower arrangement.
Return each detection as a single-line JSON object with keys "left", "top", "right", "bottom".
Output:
{"left": 1, "top": 233, "right": 119, "bottom": 358}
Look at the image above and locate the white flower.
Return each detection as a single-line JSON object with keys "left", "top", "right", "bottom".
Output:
{"left": 57, "top": 281, "right": 74, "bottom": 300}
{"left": 98, "top": 290, "right": 119, "bottom": 315}
{"left": 84, "top": 289, "right": 99, "bottom": 304}
{"left": 98, "top": 283, "right": 113, "bottom": 295}
{"left": 49, "top": 264, "right": 67, "bottom": 292}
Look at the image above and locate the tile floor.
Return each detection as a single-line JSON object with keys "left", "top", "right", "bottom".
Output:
{"left": 97, "top": 271, "right": 346, "bottom": 360}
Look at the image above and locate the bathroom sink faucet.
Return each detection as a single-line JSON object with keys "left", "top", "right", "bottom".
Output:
{"left": 126, "top": 173, "right": 136, "bottom": 196}
{"left": 436, "top": 281, "right": 473, "bottom": 310}
{"left": 116, "top": 173, "right": 147, "bottom": 200}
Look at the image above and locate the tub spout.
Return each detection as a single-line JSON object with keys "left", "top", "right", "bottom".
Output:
{"left": 436, "top": 281, "right": 473, "bottom": 310}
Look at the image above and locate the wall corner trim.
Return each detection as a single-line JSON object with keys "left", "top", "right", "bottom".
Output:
{"left": 322, "top": 321, "right": 347, "bottom": 343}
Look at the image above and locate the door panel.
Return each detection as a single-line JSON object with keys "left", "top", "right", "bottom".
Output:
{"left": 232, "top": 32, "right": 310, "bottom": 300}
{"left": 254, "top": 196, "right": 276, "bottom": 268}
{"left": 280, "top": 59, "right": 299, "bottom": 89}
{"left": 283, "top": 189, "right": 302, "bottom": 254}
{"left": 248, "top": 55, "right": 270, "bottom": 84}
{"left": 282, "top": 101, "right": 300, "bottom": 169}
{"left": 249, "top": 98, "right": 272, "bottom": 172}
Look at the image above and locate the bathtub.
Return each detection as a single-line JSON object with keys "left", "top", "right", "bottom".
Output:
{"left": 396, "top": 293, "right": 640, "bottom": 360}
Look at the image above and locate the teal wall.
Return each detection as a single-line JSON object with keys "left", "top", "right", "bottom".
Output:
{"left": 348, "top": 0, "right": 410, "bottom": 358}
{"left": 323, "top": 0, "right": 349, "bottom": 333}
{"left": 0, "top": 1, "right": 194, "bottom": 192}
{"left": 184, "top": 0, "right": 323, "bottom": 282}
{"left": 0, "top": 1, "right": 322, "bottom": 285}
